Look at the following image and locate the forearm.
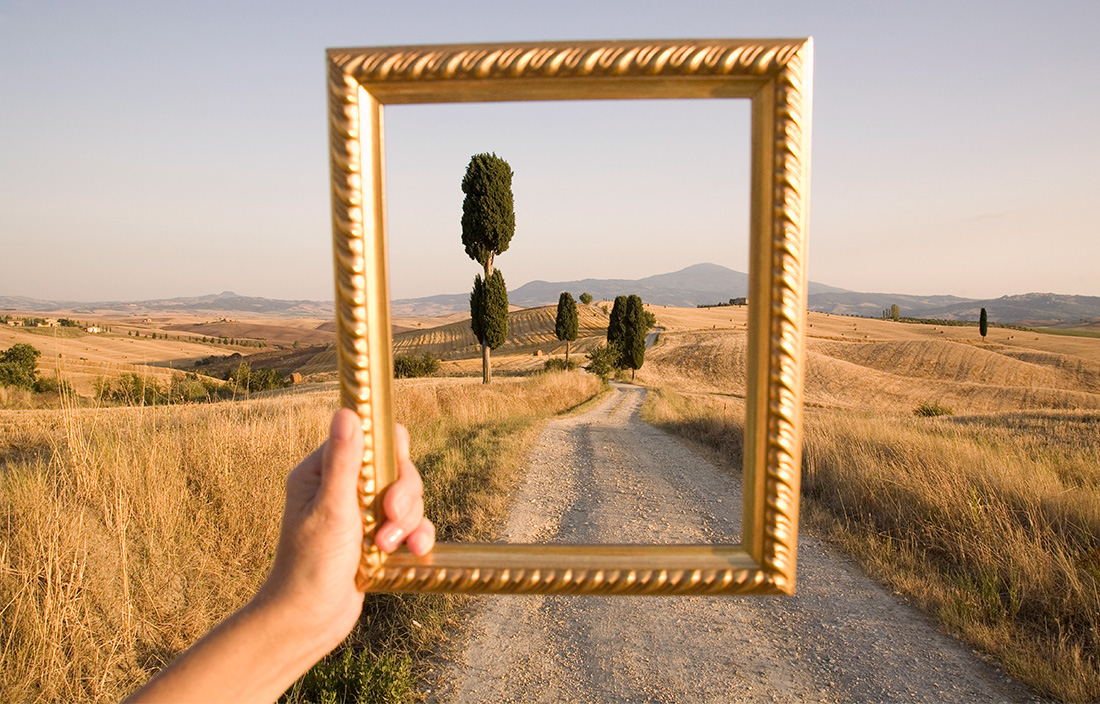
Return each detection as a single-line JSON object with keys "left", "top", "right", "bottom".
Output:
{"left": 123, "top": 593, "right": 329, "bottom": 704}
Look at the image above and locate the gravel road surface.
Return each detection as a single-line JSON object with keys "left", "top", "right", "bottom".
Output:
{"left": 424, "top": 383, "right": 1046, "bottom": 703}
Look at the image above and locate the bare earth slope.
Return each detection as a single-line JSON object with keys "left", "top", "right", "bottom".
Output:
{"left": 425, "top": 384, "right": 1045, "bottom": 703}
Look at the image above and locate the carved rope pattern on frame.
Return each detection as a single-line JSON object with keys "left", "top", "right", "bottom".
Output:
{"left": 329, "top": 39, "right": 807, "bottom": 83}
{"left": 762, "top": 45, "right": 810, "bottom": 593}
{"left": 366, "top": 564, "right": 783, "bottom": 596}
{"left": 327, "top": 58, "right": 385, "bottom": 578}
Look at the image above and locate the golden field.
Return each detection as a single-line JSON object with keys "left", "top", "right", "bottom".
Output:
{"left": 0, "top": 370, "right": 603, "bottom": 702}
{"left": 4, "top": 301, "right": 1100, "bottom": 701}
{"left": 637, "top": 307, "right": 1100, "bottom": 702}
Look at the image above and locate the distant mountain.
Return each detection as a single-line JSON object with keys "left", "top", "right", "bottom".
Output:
{"left": 512, "top": 263, "right": 849, "bottom": 307}
{"left": 0, "top": 291, "right": 332, "bottom": 317}
{"left": 391, "top": 263, "right": 850, "bottom": 316}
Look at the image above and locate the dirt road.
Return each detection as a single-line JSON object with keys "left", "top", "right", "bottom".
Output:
{"left": 424, "top": 384, "right": 1046, "bottom": 703}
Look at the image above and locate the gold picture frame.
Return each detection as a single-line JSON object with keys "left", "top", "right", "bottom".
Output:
{"left": 326, "top": 38, "right": 812, "bottom": 595}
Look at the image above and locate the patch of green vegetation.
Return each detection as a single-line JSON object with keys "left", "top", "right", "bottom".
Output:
{"left": 542, "top": 357, "right": 579, "bottom": 372}
{"left": 94, "top": 372, "right": 232, "bottom": 405}
{"left": 1033, "top": 327, "right": 1100, "bottom": 339}
{"left": 393, "top": 353, "right": 440, "bottom": 378}
{"left": 224, "top": 361, "right": 289, "bottom": 393}
{"left": 0, "top": 343, "right": 40, "bottom": 390}
{"left": 583, "top": 342, "right": 621, "bottom": 380}
{"left": 281, "top": 648, "right": 411, "bottom": 704}
{"left": 19, "top": 326, "right": 85, "bottom": 338}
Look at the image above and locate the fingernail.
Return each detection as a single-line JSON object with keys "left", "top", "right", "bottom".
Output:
{"left": 378, "top": 525, "right": 404, "bottom": 552}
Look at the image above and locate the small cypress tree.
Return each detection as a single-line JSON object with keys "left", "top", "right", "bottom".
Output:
{"left": 554, "top": 292, "right": 579, "bottom": 363}
{"left": 470, "top": 270, "right": 509, "bottom": 357}
{"left": 607, "top": 295, "right": 628, "bottom": 348}
{"left": 979, "top": 307, "right": 988, "bottom": 340}
{"left": 482, "top": 269, "right": 509, "bottom": 350}
{"left": 470, "top": 275, "right": 487, "bottom": 344}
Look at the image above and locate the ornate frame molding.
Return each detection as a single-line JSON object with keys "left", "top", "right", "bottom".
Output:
{"left": 327, "top": 39, "right": 812, "bottom": 595}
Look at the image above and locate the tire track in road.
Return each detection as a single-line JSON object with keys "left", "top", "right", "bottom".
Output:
{"left": 424, "top": 383, "right": 1046, "bottom": 703}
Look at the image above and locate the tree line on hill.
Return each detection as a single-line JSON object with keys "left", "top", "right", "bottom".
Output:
{"left": 697, "top": 298, "right": 747, "bottom": 308}
{"left": 0, "top": 341, "right": 291, "bottom": 407}
{"left": 93, "top": 360, "right": 289, "bottom": 405}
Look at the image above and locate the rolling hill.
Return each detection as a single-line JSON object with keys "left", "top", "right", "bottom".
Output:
{"left": 6, "top": 264, "right": 1100, "bottom": 326}
{"left": 633, "top": 308, "right": 1100, "bottom": 414}
{"left": 7, "top": 289, "right": 1100, "bottom": 413}
{"left": 272, "top": 300, "right": 1100, "bottom": 417}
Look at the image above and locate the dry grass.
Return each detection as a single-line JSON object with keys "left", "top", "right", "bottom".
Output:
{"left": 646, "top": 388, "right": 1100, "bottom": 703}
{"left": 0, "top": 395, "right": 324, "bottom": 702}
{"left": 1, "top": 370, "right": 604, "bottom": 703}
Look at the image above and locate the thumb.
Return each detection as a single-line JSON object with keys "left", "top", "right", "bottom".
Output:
{"left": 319, "top": 408, "right": 364, "bottom": 505}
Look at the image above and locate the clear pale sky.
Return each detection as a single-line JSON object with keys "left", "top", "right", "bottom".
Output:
{"left": 2, "top": 1, "right": 1098, "bottom": 302}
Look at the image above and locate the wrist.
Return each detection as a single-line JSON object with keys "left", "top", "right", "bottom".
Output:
{"left": 248, "top": 584, "right": 342, "bottom": 669}
{"left": 253, "top": 566, "right": 364, "bottom": 657}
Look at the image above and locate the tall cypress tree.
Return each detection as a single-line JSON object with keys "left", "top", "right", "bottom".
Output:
{"left": 622, "top": 294, "right": 646, "bottom": 379}
{"left": 555, "top": 292, "right": 579, "bottom": 363}
{"left": 461, "top": 153, "right": 515, "bottom": 383}
{"left": 979, "top": 307, "right": 988, "bottom": 340}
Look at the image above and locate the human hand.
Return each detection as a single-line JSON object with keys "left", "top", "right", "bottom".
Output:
{"left": 256, "top": 409, "right": 435, "bottom": 655}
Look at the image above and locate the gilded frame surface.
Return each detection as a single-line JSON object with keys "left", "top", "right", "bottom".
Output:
{"left": 326, "top": 38, "right": 812, "bottom": 595}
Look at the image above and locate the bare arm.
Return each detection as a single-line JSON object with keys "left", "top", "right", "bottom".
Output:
{"left": 124, "top": 409, "right": 435, "bottom": 703}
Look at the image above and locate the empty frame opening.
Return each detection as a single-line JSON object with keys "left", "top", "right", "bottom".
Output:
{"left": 385, "top": 99, "right": 752, "bottom": 545}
